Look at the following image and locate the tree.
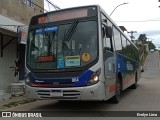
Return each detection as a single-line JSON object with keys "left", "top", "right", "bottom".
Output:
{"left": 148, "top": 41, "right": 156, "bottom": 50}
{"left": 137, "top": 34, "right": 147, "bottom": 43}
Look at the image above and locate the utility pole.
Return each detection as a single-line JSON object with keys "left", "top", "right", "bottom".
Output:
{"left": 127, "top": 31, "right": 137, "bottom": 42}
{"left": 110, "top": 2, "right": 128, "bottom": 16}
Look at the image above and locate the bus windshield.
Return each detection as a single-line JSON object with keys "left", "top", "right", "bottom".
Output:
{"left": 26, "top": 20, "right": 98, "bottom": 69}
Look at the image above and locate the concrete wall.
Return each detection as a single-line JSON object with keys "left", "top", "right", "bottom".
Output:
{"left": 0, "top": 0, "right": 44, "bottom": 24}
{"left": 0, "top": 0, "right": 44, "bottom": 93}
{"left": 0, "top": 35, "right": 18, "bottom": 92}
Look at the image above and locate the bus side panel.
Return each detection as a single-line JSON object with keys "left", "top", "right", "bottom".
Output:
{"left": 104, "top": 51, "right": 117, "bottom": 100}
{"left": 116, "top": 54, "right": 138, "bottom": 90}
{"left": 127, "top": 60, "right": 139, "bottom": 88}
{"left": 116, "top": 53, "right": 127, "bottom": 90}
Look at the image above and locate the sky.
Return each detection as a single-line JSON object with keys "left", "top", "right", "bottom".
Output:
{"left": 45, "top": 0, "right": 160, "bottom": 48}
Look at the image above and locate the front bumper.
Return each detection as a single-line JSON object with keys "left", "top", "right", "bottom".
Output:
{"left": 25, "top": 81, "right": 105, "bottom": 101}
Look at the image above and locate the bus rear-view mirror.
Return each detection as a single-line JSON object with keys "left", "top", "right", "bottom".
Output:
{"left": 106, "top": 26, "right": 112, "bottom": 38}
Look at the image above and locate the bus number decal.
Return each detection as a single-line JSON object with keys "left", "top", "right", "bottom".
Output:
{"left": 72, "top": 77, "right": 79, "bottom": 82}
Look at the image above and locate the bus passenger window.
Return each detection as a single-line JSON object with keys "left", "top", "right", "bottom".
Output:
{"left": 113, "top": 27, "right": 122, "bottom": 53}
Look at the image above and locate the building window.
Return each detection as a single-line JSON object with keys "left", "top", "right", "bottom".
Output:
{"left": 23, "top": 0, "right": 33, "bottom": 7}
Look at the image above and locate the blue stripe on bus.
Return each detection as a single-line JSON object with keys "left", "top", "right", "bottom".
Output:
{"left": 36, "top": 26, "right": 58, "bottom": 34}
{"left": 28, "top": 70, "right": 94, "bottom": 87}
{"left": 116, "top": 53, "right": 138, "bottom": 81}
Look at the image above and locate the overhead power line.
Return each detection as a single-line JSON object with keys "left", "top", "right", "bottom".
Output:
{"left": 115, "top": 20, "right": 160, "bottom": 22}
{"left": 27, "top": 0, "right": 61, "bottom": 13}
{"left": 45, "top": 0, "right": 60, "bottom": 10}
{"left": 29, "top": 0, "right": 48, "bottom": 12}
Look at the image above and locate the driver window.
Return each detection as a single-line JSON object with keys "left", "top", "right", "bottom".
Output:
{"left": 103, "top": 25, "right": 112, "bottom": 51}
{"left": 101, "top": 13, "right": 113, "bottom": 52}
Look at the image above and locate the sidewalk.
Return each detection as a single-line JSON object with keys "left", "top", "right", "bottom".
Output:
{"left": 0, "top": 94, "right": 35, "bottom": 111}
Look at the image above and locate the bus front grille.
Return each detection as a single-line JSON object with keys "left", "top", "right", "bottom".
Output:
{"left": 36, "top": 90, "right": 81, "bottom": 99}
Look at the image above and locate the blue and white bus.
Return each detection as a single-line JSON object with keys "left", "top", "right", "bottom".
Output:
{"left": 25, "top": 5, "right": 141, "bottom": 103}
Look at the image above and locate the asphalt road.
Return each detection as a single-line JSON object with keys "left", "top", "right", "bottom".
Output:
{"left": 2, "top": 51, "right": 160, "bottom": 120}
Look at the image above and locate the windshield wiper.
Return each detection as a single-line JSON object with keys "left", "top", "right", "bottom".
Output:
{"left": 64, "top": 20, "right": 79, "bottom": 42}
{"left": 62, "top": 20, "right": 79, "bottom": 55}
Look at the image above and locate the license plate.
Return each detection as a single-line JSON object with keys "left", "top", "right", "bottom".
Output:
{"left": 50, "top": 90, "right": 63, "bottom": 97}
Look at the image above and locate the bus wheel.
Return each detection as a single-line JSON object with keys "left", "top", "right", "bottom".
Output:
{"left": 111, "top": 79, "right": 121, "bottom": 104}
{"left": 131, "top": 73, "right": 138, "bottom": 89}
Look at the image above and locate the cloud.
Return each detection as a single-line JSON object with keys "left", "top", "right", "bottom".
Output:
{"left": 139, "top": 30, "right": 160, "bottom": 36}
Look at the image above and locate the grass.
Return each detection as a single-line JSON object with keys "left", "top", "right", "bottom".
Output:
{"left": 1, "top": 99, "right": 36, "bottom": 110}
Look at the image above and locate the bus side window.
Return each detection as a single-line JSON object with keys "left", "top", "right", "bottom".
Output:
{"left": 121, "top": 35, "right": 127, "bottom": 55}
{"left": 113, "top": 26, "right": 123, "bottom": 54}
{"left": 101, "top": 13, "right": 114, "bottom": 52}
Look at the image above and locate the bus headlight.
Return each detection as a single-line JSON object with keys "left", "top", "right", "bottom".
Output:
{"left": 87, "top": 68, "right": 101, "bottom": 86}
{"left": 25, "top": 75, "right": 32, "bottom": 86}
{"left": 87, "top": 74, "right": 99, "bottom": 85}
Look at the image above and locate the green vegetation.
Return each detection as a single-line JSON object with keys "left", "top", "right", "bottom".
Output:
{"left": 141, "top": 52, "right": 148, "bottom": 66}
{"left": 148, "top": 41, "right": 156, "bottom": 50}
{"left": 136, "top": 34, "right": 157, "bottom": 65}
{"left": 137, "top": 34, "right": 156, "bottom": 50}
{"left": 0, "top": 99, "right": 36, "bottom": 110}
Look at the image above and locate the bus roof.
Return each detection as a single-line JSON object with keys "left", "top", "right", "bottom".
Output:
{"left": 30, "top": 4, "right": 138, "bottom": 49}
{"left": 31, "top": 5, "right": 100, "bottom": 19}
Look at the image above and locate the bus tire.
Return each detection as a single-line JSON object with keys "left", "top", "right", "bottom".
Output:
{"left": 131, "top": 73, "right": 138, "bottom": 89}
{"left": 111, "top": 79, "right": 121, "bottom": 104}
